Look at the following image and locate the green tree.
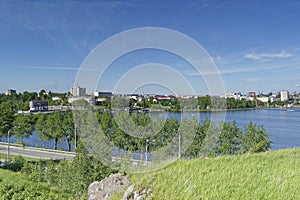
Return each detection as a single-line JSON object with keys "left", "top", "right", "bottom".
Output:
{"left": 12, "top": 114, "right": 35, "bottom": 144}
{"left": 0, "top": 102, "right": 14, "bottom": 138}
{"left": 47, "top": 111, "right": 64, "bottom": 150}
{"left": 241, "top": 122, "right": 271, "bottom": 153}
{"left": 214, "top": 121, "right": 242, "bottom": 155}
{"left": 35, "top": 113, "right": 52, "bottom": 147}
{"left": 184, "top": 119, "right": 218, "bottom": 158}
{"left": 62, "top": 110, "right": 75, "bottom": 151}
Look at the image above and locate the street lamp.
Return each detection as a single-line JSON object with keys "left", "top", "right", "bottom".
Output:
{"left": 174, "top": 128, "right": 181, "bottom": 159}
{"left": 145, "top": 139, "right": 149, "bottom": 164}
{"left": 74, "top": 124, "right": 77, "bottom": 150}
{"left": 7, "top": 126, "right": 20, "bottom": 163}
{"left": 145, "top": 139, "right": 155, "bottom": 165}
{"left": 178, "top": 130, "right": 181, "bottom": 159}
{"left": 7, "top": 130, "right": 11, "bottom": 163}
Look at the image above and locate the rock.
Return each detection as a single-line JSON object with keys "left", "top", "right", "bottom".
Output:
{"left": 122, "top": 185, "right": 152, "bottom": 200}
{"left": 122, "top": 184, "right": 135, "bottom": 200}
{"left": 88, "top": 173, "right": 130, "bottom": 200}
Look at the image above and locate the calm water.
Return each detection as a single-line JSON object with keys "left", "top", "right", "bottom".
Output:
{"left": 2, "top": 108, "right": 300, "bottom": 151}
{"left": 147, "top": 108, "right": 300, "bottom": 150}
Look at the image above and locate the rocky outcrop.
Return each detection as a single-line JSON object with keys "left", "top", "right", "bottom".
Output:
{"left": 88, "top": 173, "right": 130, "bottom": 200}
{"left": 122, "top": 184, "right": 152, "bottom": 200}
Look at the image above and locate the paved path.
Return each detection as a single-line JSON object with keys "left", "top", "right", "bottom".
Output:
{"left": 0, "top": 142, "right": 76, "bottom": 160}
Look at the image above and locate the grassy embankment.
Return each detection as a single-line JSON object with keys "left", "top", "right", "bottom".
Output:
{"left": 114, "top": 149, "right": 300, "bottom": 199}
{"left": 0, "top": 168, "right": 73, "bottom": 199}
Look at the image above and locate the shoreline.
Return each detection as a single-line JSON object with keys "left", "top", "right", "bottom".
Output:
{"left": 102, "top": 106, "right": 300, "bottom": 113}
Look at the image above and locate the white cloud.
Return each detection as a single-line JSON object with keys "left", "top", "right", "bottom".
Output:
{"left": 244, "top": 52, "right": 292, "bottom": 60}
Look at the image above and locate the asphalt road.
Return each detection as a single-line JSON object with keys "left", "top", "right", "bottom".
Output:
{"left": 0, "top": 143, "right": 75, "bottom": 160}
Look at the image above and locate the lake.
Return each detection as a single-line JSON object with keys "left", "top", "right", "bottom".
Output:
{"left": 2, "top": 108, "right": 300, "bottom": 151}
{"left": 155, "top": 108, "right": 300, "bottom": 150}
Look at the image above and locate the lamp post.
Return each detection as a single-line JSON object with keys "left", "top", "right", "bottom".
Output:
{"left": 174, "top": 128, "right": 181, "bottom": 159}
{"left": 178, "top": 130, "right": 181, "bottom": 159}
{"left": 145, "top": 139, "right": 149, "bottom": 164}
{"left": 74, "top": 124, "right": 77, "bottom": 150}
{"left": 145, "top": 139, "right": 155, "bottom": 165}
{"left": 7, "top": 130, "right": 11, "bottom": 163}
{"left": 7, "top": 126, "right": 20, "bottom": 163}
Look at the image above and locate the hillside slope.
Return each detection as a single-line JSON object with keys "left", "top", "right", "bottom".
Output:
{"left": 0, "top": 168, "right": 72, "bottom": 200}
{"left": 121, "top": 149, "right": 300, "bottom": 199}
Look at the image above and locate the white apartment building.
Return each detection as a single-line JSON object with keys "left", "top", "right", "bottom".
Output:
{"left": 70, "top": 86, "right": 86, "bottom": 96}
{"left": 280, "top": 90, "right": 289, "bottom": 101}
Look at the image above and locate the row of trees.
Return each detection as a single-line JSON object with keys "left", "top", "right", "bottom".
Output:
{"left": 112, "top": 95, "right": 257, "bottom": 112}
{"left": 0, "top": 100, "right": 75, "bottom": 151}
{"left": 0, "top": 90, "right": 69, "bottom": 113}
{"left": 97, "top": 112, "right": 271, "bottom": 158}
{"left": 1, "top": 99, "right": 271, "bottom": 156}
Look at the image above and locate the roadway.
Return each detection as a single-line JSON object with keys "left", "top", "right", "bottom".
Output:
{"left": 0, "top": 142, "right": 76, "bottom": 160}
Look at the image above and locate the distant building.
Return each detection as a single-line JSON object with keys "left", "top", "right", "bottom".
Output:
{"left": 269, "top": 96, "right": 277, "bottom": 103}
{"left": 5, "top": 89, "right": 16, "bottom": 95}
{"left": 70, "top": 86, "right": 86, "bottom": 96}
{"left": 256, "top": 96, "right": 269, "bottom": 103}
{"left": 52, "top": 97, "right": 61, "bottom": 101}
{"left": 156, "top": 95, "right": 171, "bottom": 102}
{"left": 68, "top": 96, "right": 96, "bottom": 105}
{"left": 93, "top": 91, "right": 112, "bottom": 98}
{"left": 224, "top": 93, "right": 241, "bottom": 100}
{"left": 29, "top": 100, "right": 48, "bottom": 111}
{"left": 247, "top": 92, "right": 256, "bottom": 97}
{"left": 280, "top": 90, "right": 289, "bottom": 101}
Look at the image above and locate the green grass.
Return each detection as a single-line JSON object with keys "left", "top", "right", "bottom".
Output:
{"left": 0, "top": 169, "right": 72, "bottom": 200}
{"left": 115, "top": 149, "right": 300, "bottom": 200}
{"left": 0, "top": 153, "right": 41, "bottom": 162}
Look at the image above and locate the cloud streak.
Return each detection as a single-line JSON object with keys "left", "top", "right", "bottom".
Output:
{"left": 188, "top": 64, "right": 285, "bottom": 76}
{"left": 27, "top": 66, "right": 101, "bottom": 72}
{"left": 28, "top": 66, "right": 79, "bottom": 71}
{"left": 244, "top": 52, "right": 292, "bottom": 60}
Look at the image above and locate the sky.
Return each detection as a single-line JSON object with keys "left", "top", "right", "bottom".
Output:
{"left": 1, "top": 0, "right": 300, "bottom": 95}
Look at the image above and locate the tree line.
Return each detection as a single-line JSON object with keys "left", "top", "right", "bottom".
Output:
{"left": 0, "top": 98, "right": 271, "bottom": 156}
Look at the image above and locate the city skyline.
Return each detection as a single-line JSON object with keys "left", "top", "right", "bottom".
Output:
{"left": 1, "top": 1, "right": 300, "bottom": 94}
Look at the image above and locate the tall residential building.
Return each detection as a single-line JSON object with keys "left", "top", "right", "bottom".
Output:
{"left": 70, "top": 86, "right": 86, "bottom": 96}
{"left": 280, "top": 90, "right": 289, "bottom": 101}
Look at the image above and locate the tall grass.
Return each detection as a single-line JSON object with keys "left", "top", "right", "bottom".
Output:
{"left": 0, "top": 168, "right": 72, "bottom": 199}
{"left": 117, "top": 149, "right": 300, "bottom": 199}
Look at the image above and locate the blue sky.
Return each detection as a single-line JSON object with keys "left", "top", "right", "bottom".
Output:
{"left": 1, "top": 0, "right": 300, "bottom": 95}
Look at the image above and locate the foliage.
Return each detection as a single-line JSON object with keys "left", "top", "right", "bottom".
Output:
{"left": 214, "top": 121, "right": 242, "bottom": 155}
{"left": 12, "top": 114, "right": 35, "bottom": 143}
{"left": 17, "top": 146, "right": 117, "bottom": 199}
{"left": 241, "top": 122, "right": 271, "bottom": 153}
{"left": 0, "top": 168, "right": 72, "bottom": 199}
{"left": 0, "top": 102, "right": 14, "bottom": 138}
{"left": 35, "top": 111, "right": 75, "bottom": 151}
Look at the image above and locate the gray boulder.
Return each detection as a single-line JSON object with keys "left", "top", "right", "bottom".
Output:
{"left": 88, "top": 173, "right": 130, "bottom": 200}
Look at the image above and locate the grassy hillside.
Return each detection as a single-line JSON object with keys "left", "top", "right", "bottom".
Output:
{"left": 0, "top": 168, "right": 72, "bottom": 200}
{"left": 118, "top": 149, "right": 300, "bottom": 199}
